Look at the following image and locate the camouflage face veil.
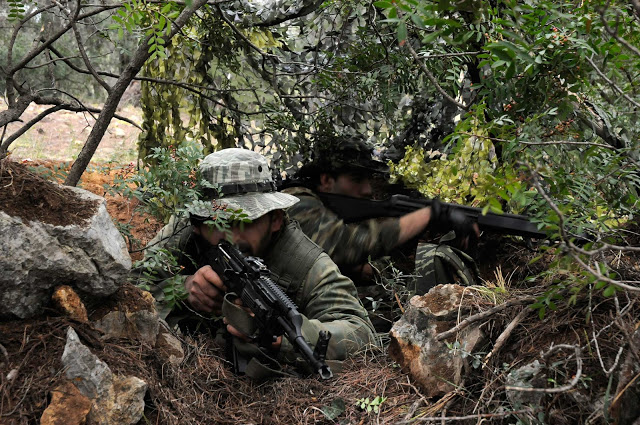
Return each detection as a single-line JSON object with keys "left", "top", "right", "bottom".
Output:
{"left": 188, "top": 148, "right": 299, "bottom": 221}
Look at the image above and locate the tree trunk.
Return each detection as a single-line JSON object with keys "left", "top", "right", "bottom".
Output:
{"left": 64, "top": 0, "right": 208, "bottom": 186}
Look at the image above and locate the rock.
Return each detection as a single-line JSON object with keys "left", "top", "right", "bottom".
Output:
{"left": 62, "top": 327, "right": 113, "bottom": 399}
{"left": 0, "top": 186, "right": 131, "bottom": 319}
{"left": 51, "top": 285, "right": 88, "bottom": 322}
{"left": 505, "top": 360, "right": 546, "bottom": 407}
{"left": 388, "top": 284, "right": 486, "bottom": 398}
{"left": 61, "top": 327, "right": 147, "bottom": 425}
{"left": 93, "top": 287, "right": 159, "bottom": 345}
{"left": 94, "top": 310, "right": 159, "bottom": 345}
{"left": 156, "top": 331, "right": 185, "bottom": 366}
{"left": 40, "top": 380, "right": 92, "bottom": 425}
{"left": 92, "top": 375, "right": 147, "bottom": 425}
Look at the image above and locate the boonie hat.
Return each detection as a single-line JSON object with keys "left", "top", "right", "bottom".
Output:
{"left": 189, "top": 148, "right": 298, "bottom": 221}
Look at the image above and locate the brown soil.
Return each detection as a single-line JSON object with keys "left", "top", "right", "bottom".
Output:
{"left": 8, "top": 158, "right": 164, "bottom": 261}
{"left": 0, "top": 159, "right": 98, "bottom": 226}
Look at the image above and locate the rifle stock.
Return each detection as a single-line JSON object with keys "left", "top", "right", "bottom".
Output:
{"left": 316, "top": 192, "right": 547, "bottom": 240}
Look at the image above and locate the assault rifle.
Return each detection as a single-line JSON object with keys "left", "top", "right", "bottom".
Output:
{"left": 208, "top": 240, "right": 333, "bottom": 380}
{"left": 316, "top": 192, "right": 547, "bottom": 240}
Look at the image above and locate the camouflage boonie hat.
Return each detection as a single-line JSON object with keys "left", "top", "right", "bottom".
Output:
{"left": 189, "top": 148, "right": 298, "bottom": 221}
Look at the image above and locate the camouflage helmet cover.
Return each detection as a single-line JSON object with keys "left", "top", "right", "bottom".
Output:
{"left": 189, "top": 148, "right": 298, "bottom": 221}
{"left": 311, "top": 133, "right": 388, "bottom": 175}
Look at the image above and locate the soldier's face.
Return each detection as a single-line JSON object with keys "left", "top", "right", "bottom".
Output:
{"left": 319, "top": 173, "right": 373, "bottom": 199}
{"left": 195, "top": 210, "right": 284, "bottom": 256}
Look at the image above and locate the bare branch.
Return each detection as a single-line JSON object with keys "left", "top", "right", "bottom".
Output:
{"left": 65, "top": 0, "right": 209, "bottom": 186}
{"left": 5, "top": 3, "right": 58, "bottom": 107}
{"left": 586, "top": 57, "right": 640, "bottom": 109}
{"left": 72, "top": 23, "right": 112, "bottom": 93}
{"left": 482, "top": 307, "right": 529, "bottom": 368}
{"left": 599, "top": 7, "right": 640, "bottom": 58}
{"left": 252, "top": 0, "right": 324, "bottom": 27}
{"left": 9, "top": 0, "right": 82, "bottom": 75}
{"left": 0, "top": 105, "right": 64, "bottom": 153}
{"left": 405, "top": 42, "right": 469, "bottom": 111}
{"left": 505, "top": 344, "right": 583, "bottom": 394}
{"left": 396, "top": 408, "right": 539, "bottom": 423}
{"left": 436, "top": 297, "right": 536, "bottom": 342}
{"left": 418, "top": 51, "right": 482, "bottom": 59}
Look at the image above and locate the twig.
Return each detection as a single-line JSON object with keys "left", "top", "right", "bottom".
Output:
{"left": 0, "top": 343, "right": 8, "bottom": 362}
{"left": 0, "top": 375, "right": 33, "bottom": 417}
{"left": 71, "top": 22, "right": 111, "bottom": 93}
{"left": 395, "top": 408, "right": 539, "bottom": 423}
{"left": 586, "top": 56, "right": 640, "bottom": 109}
{"left": 505, "top": 344, "right": 583, "bottom": 394}
{"left": 436, "top": 297, "right": 536, "bottom": 342}
{"left": 405, "top": 42, "right": 468, "bottom": 111}
{"left": 482, "top": 307, "right": 529, "bottom": 368}
{"left": 610, "top": 372, "right": 640, "bottom": 411}
{"left": 0, "top": 105, "right": 64, "bottom": 152}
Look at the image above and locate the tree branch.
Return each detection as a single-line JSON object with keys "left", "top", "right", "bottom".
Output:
{"left": 586, "top": 57, "right": 640, "bottom": 109}
{"left": 64, "top": 0, "right": 209, "bottom": 186}
{"left": 504, "top": 344, "right": 583, "bottom": 394}
{"left": 72, "top": 23, "right": 112, "bottom": 93}
{"left": 436, "top": 297, "right": 536, "bottom": 342}
{"left": 0, "top": 105, "right": 64, "bottom": 154}
{"left": 405, "top": 41, "right": 469, "bottom": 111}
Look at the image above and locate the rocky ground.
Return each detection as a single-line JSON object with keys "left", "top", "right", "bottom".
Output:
{"left": 1, "top": 155, "right": 640, "bottom": 424}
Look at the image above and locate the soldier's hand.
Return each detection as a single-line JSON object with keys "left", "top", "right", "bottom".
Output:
{"left": 430, "top": 198, "right": 480, "bottom": 249}
{"left": 184, "top": 265, "right": 227, "bottom": 315}
{"left": 223, "top": 298, "right": 282, "bottom": 350}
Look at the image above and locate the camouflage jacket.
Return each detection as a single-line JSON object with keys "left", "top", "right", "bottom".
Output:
{"left": 133, "top": 215, "right": 378, "bottom": 365}
{"left": 282, "top": 186, "right": 401, "bottom": 268}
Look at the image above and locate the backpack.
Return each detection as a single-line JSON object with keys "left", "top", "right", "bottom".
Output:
{"left": 409, "top": 242, "right": 480, "bottom": 296}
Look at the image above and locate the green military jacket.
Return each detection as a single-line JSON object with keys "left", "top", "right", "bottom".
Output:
{"left": 282, "top": 186, "right": 401, "bottom": 268}
{"left": 134, "top": 215, "right": 378, "bottom": 367}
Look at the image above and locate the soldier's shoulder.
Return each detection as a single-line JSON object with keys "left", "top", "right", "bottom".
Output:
{"left": 282, "top": 186, "right": 320, "bottom": 199}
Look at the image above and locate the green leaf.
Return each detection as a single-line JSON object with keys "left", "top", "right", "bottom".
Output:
{"left": 602, "top": 285, "right": 617, "bottom": 297}
{"left": 398, "top": 23, "right": 407, "bottom": 43}
{"left": 594, "top": 280, "right": 607, "bottom": 289}
{"left": 505, "top": 61, "right": 516, "bottom": 79}
{"left": 321, "top": 398, "right": 345, "bottom": 420}
{"left": 161, "top": 3, "right": 173, "bottom": 13}
{"left": 410, "top": 13, "right": 426, "bottom": 29}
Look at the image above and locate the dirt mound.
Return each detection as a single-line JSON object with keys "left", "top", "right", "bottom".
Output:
{"left": 13, "top": 159, "right": 164, "bottom": 261}
{"left": 0, "top": 159, "right": 98, "bottom": 226}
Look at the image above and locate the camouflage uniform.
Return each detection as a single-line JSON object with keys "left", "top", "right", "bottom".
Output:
{"left": 282, "top": 186, "right": 401, "bottom": 269}
{"left": 136, "top": 148, "right": 378, "bottom": 371}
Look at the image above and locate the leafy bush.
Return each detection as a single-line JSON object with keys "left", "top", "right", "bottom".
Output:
{"left": 106, "top": 141, "right": 210, "bottom": 224}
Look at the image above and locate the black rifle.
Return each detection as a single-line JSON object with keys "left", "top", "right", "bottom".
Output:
{"left": 208, "top": 240, "right": 333, "bottom": 380}
{"left": 316, "top": 192, "right": 547, "bottom": 240}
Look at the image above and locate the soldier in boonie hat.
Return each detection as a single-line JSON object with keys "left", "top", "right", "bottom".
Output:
{"left": 137, "top": 147, "right": 378, "bottom": 378}
{"left": 188, "top": 148, "right": 299, "bottom": 221}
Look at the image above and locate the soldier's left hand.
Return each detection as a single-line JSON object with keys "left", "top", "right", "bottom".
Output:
{"left": 223, "top": 299, "right": 282, "bottom": 350}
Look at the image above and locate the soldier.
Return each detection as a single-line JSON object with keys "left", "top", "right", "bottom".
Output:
{"left": 137, "top": 148, "right": 378, "bottom": 378}
{"left": 282, "top": 134, "right": 479, "bottom": 286}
